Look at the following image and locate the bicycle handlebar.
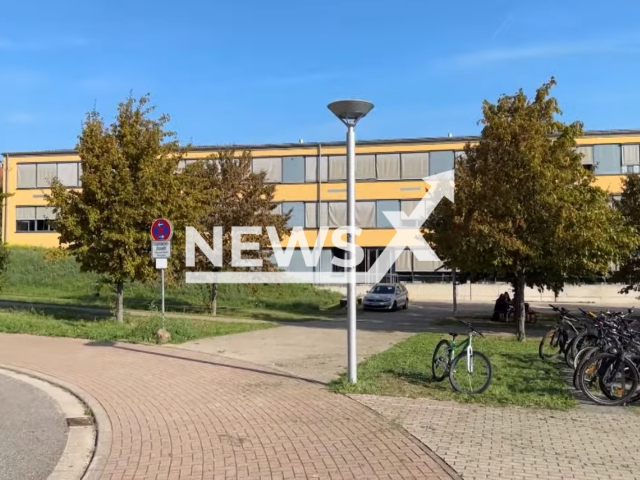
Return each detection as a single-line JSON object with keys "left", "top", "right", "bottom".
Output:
{"left": 461, "top": 320, "right": 485, "bottom": 338}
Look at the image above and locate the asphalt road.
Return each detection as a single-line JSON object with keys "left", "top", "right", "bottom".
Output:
{"left": 0, "top": 373, "right": 68, "bottom": 480}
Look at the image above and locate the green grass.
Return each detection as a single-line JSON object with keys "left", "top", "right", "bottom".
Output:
{"left": 1, "top": 246, "right": 341, "bottom": 320}
{"left": 331, "top": 332, "right": 577, "bottom": 409}
{"left": 0, "top": 307, "right": 275, "bottom": 344}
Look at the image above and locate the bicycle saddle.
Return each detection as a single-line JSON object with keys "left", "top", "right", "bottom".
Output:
{"left": 449, "top": 332, "right": 458, "bottom": 338}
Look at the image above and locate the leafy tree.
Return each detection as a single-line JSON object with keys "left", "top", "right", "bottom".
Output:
{"left": 48, "top": 95, "right": 200, "bottom": 322}
{"left": 185, "top": 150, "right": 289, "bottom": 315}
{"left": 424, "top": 79, "right": 638, "bottom": 340}
{"left": 613, "top": 174, "right": 640, "bottom": 293}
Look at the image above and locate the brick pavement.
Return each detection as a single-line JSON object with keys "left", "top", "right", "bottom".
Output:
{"left": 0, "top": 334, "right": 456, "bottom": 480}
{"left": 354, "top": 394, "right": 640, "bottom": 480}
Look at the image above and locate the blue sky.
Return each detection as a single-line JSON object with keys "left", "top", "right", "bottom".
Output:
{"left": 2, "top": 0, "right": 640, "bottom": 152}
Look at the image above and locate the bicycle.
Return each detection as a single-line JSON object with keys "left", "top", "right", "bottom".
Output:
{"left": 431, "top": 321, "right": 493, "bottom": 394}
{"left": 539, "top": 305, "right": 581, "bottom": 360}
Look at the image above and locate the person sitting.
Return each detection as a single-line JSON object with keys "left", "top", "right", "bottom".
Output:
{"left": 492, "top": 293, "right": 509, "bottom": 321}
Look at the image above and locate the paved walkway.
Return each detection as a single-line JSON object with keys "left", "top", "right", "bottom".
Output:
{"left": 0, "top": 372, "right": 68, "bottom": 480}
{"left": 176, "top": 321, "right": 414, "bottom": 383}
{"left": 355, "top": 395, "right": 640, "bottom": 480}
{"left": 0, "top": 334, "right": 456, "bottom": 480}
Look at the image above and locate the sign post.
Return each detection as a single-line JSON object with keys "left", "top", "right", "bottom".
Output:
{"left": 151, "top": 218, "right": 173, "bottom": 328}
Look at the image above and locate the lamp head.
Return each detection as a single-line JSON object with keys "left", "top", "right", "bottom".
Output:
{"left": 327, "top": 100, "right": 374, "bottom": 126}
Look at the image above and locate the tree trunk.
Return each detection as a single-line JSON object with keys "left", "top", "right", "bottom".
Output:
{"left": 514, "top": 273, "right": 526, "bottom": 341}
{"left": 452, "top": 268, "right": 458, "bottom": 316}
{"left": 115, "top": 281, "right": 124, "bottom": 323}
{"left": 209, "top": 283, "right": 218, "bottom": 316}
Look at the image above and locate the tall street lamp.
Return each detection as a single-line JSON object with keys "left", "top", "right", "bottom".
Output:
{"left": 327, "top": 99, "right": 374, "bottom": 383}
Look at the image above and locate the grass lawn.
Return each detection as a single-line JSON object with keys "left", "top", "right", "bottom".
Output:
{"left": 0, "top": 308, "right": 275, "bottom": 344}
{"left": 331, "top": 331, "right": 577, "bottom": 409}
{"left": 1, "top": 246, "right": 341, "bottom": 320}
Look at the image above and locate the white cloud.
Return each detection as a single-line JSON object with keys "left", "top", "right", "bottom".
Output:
{"left": 437, "top": 38, "right": 640, "bottom": 70}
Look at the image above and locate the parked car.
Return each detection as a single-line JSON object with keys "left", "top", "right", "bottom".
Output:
{"left": 362, "top": 283, "right": 409, "bottom": 311}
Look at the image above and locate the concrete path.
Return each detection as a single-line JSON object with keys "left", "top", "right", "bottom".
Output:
{"left": 0, "top": 334, "right": 457, "bottom": 480}
{"left": 0, "top": 372, "right": 68, "bottom": 480}
{"left": 176, "top": 301, "right": 546, "bottom": 383}
{"left": 175, "top": 321, "right": 415, "bottom": 383}
{"left": 355, "top": 395, "right": 640, "bottom": 480}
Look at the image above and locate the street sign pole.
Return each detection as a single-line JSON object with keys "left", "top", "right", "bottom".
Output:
{"left": 161, "top": 268, "right": 165, "bottom": 329}
{"left": 151, "top": 218, "right": 173, "bottom": 332}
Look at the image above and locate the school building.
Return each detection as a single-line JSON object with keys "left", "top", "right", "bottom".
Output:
{"left": 2, "top": 129, "right": 639, "bottom": 282}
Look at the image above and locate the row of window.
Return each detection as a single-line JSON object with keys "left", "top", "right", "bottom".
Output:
{"left": 273, "top": 199, "right": 425, "bottom": 229}
{"left": 578, "top": 144, "right": 640, "bottom": 174}
{"left": 16, "top": 162, "right": 82, "bottom": 189}
{"left": 14, "top": 143, "right": 640, "bottom": 190}
{"left": 281, "top": 247, "right": 443, "bottom": 273}
{"left": 178, "top": 151, "right": 459, "bottom": 183}
{"left": 15, "top": 206, "right": 57, "bottom": 232}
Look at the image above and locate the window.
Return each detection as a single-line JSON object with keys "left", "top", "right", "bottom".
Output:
{"left": 356, "top": 155, "right": 376, "bottom": 179}
{"left": 593, "top": 145, "right": 621, "bottom": 174}
{"left": 282, "top": 156, "right": 305, "bottom": 183}
{"left": 401, "top": 200, "right": 426, "bottom": 220}
{"left": 57, "top": 163, "right": 80, "bottom": 187}
{"left": 376, "top": 200, "right": 400, "bottom": 228}
{"left": 329, "top": 156, "right": 346, "bottom": 181}
{"left": 396, "top": 249, "right": 413, "bottom": 272}
{"left": 576, "top": 146, "right": 594, "bottom": 166}
{"left": 328, "top": 202, "right": 347, "bottom": 227}
{"left": 429, "top": 151, "right": 455, "bottom": 175}
{"left": 253, "top": 157, "right": 282, "bottom": 182}
{"left": 282, "top": 202, "right": 304, "bottom": 227}
{"left": 17, "top": 162, "right": 82, "bottom": 189}
{"left": 401, "top": 152, "right": 429, "bottom": 179}
{"left": 356, "top": 202, "right": 376, "bottom": 228}
{"left": 17, "top": 164, "right": 36, "bottom": 188}
{"left": 454, "top": 151, "right": 467, "bottom": 161}
{"left": 370, "top": 285, "right": 395, "bottom": 294}
{"left": 37, "top": 163, "right": 57, "bottom": 188}
{"left": 16, "top": 206, "right": 56, "bottom": 232}
{"left": 376, "top": 154, "right": 400, "bottom": 180}
{"left": 305, "top": 156, "right": 328, "bottom": 182}
{"left": 622, "top": 145, "right": 640, "bottom": 174}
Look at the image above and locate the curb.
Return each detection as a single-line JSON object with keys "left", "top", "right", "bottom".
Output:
{"left": 0, "top": 364, "right": 111, "bottom": 480}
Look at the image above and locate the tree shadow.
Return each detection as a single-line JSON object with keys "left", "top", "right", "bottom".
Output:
{"left": 387, "top": 369, "right": 442, "bottom": 387}
{"left": 83, "top": 340, "right": 328, "bottom": 386}
{"left": 0, "top": 302, "right": 112, "bottom": 321}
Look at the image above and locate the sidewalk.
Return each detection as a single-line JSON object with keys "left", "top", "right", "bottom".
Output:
{"left": 0, "top": 334, "right": 456, "bottom": 480}
{"left": 355, "top": 395, "right": 640, "bottom": 480}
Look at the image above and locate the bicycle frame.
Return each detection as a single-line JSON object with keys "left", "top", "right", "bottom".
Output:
{"left": 449, "top": 334, "right": 475, "bottom": 373}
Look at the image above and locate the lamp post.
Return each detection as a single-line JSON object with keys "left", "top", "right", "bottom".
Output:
{"left": 327, "top": 99, "right": 374, "bottom": 383}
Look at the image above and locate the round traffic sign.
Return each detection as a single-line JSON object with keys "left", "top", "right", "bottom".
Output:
{"left": 150, "top": 218, "right": 173, "bottom": 241}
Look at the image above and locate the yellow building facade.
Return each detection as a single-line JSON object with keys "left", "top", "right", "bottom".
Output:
{"left": 2, "top": 130, "right": 639, "bottom": 280}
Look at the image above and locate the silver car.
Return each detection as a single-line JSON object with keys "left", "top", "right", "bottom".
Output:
{"left": 362, "top": 283, "right": 409, "bottom": 311}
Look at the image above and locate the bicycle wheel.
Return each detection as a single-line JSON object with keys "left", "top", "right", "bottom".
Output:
{"left": 577, "top": 353, "right": 639, "bottom": 406}
{"left": 431, "top": 339, "right": 451, "bottom": 382}
{"left": 539, "top": 330, "right": 561, "bottom": 360}
{"left": 566, "top": 332, "right": 598, "bottom": 367}
{"left": 573, "top": 346, "right": 600, "bottom": 389}
{"left": 449, "top": 350, "right": 492, "bottom": 394}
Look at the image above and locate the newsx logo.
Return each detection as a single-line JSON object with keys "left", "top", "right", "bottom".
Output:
{"left": 184, "top": 170, "right": 454, "bottom": 284}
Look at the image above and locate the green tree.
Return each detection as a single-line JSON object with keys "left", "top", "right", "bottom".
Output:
{"left": 185, "top": 149, "right": 289, "bottom": 315}
{"left": 48, "top": 95, "right": 200, "bottom": 322}
{"left": 613, "top": 174, "right": 640, "bottom": 293}
{"left": 424, "top": 79, "right": 638, "bottom": 340}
